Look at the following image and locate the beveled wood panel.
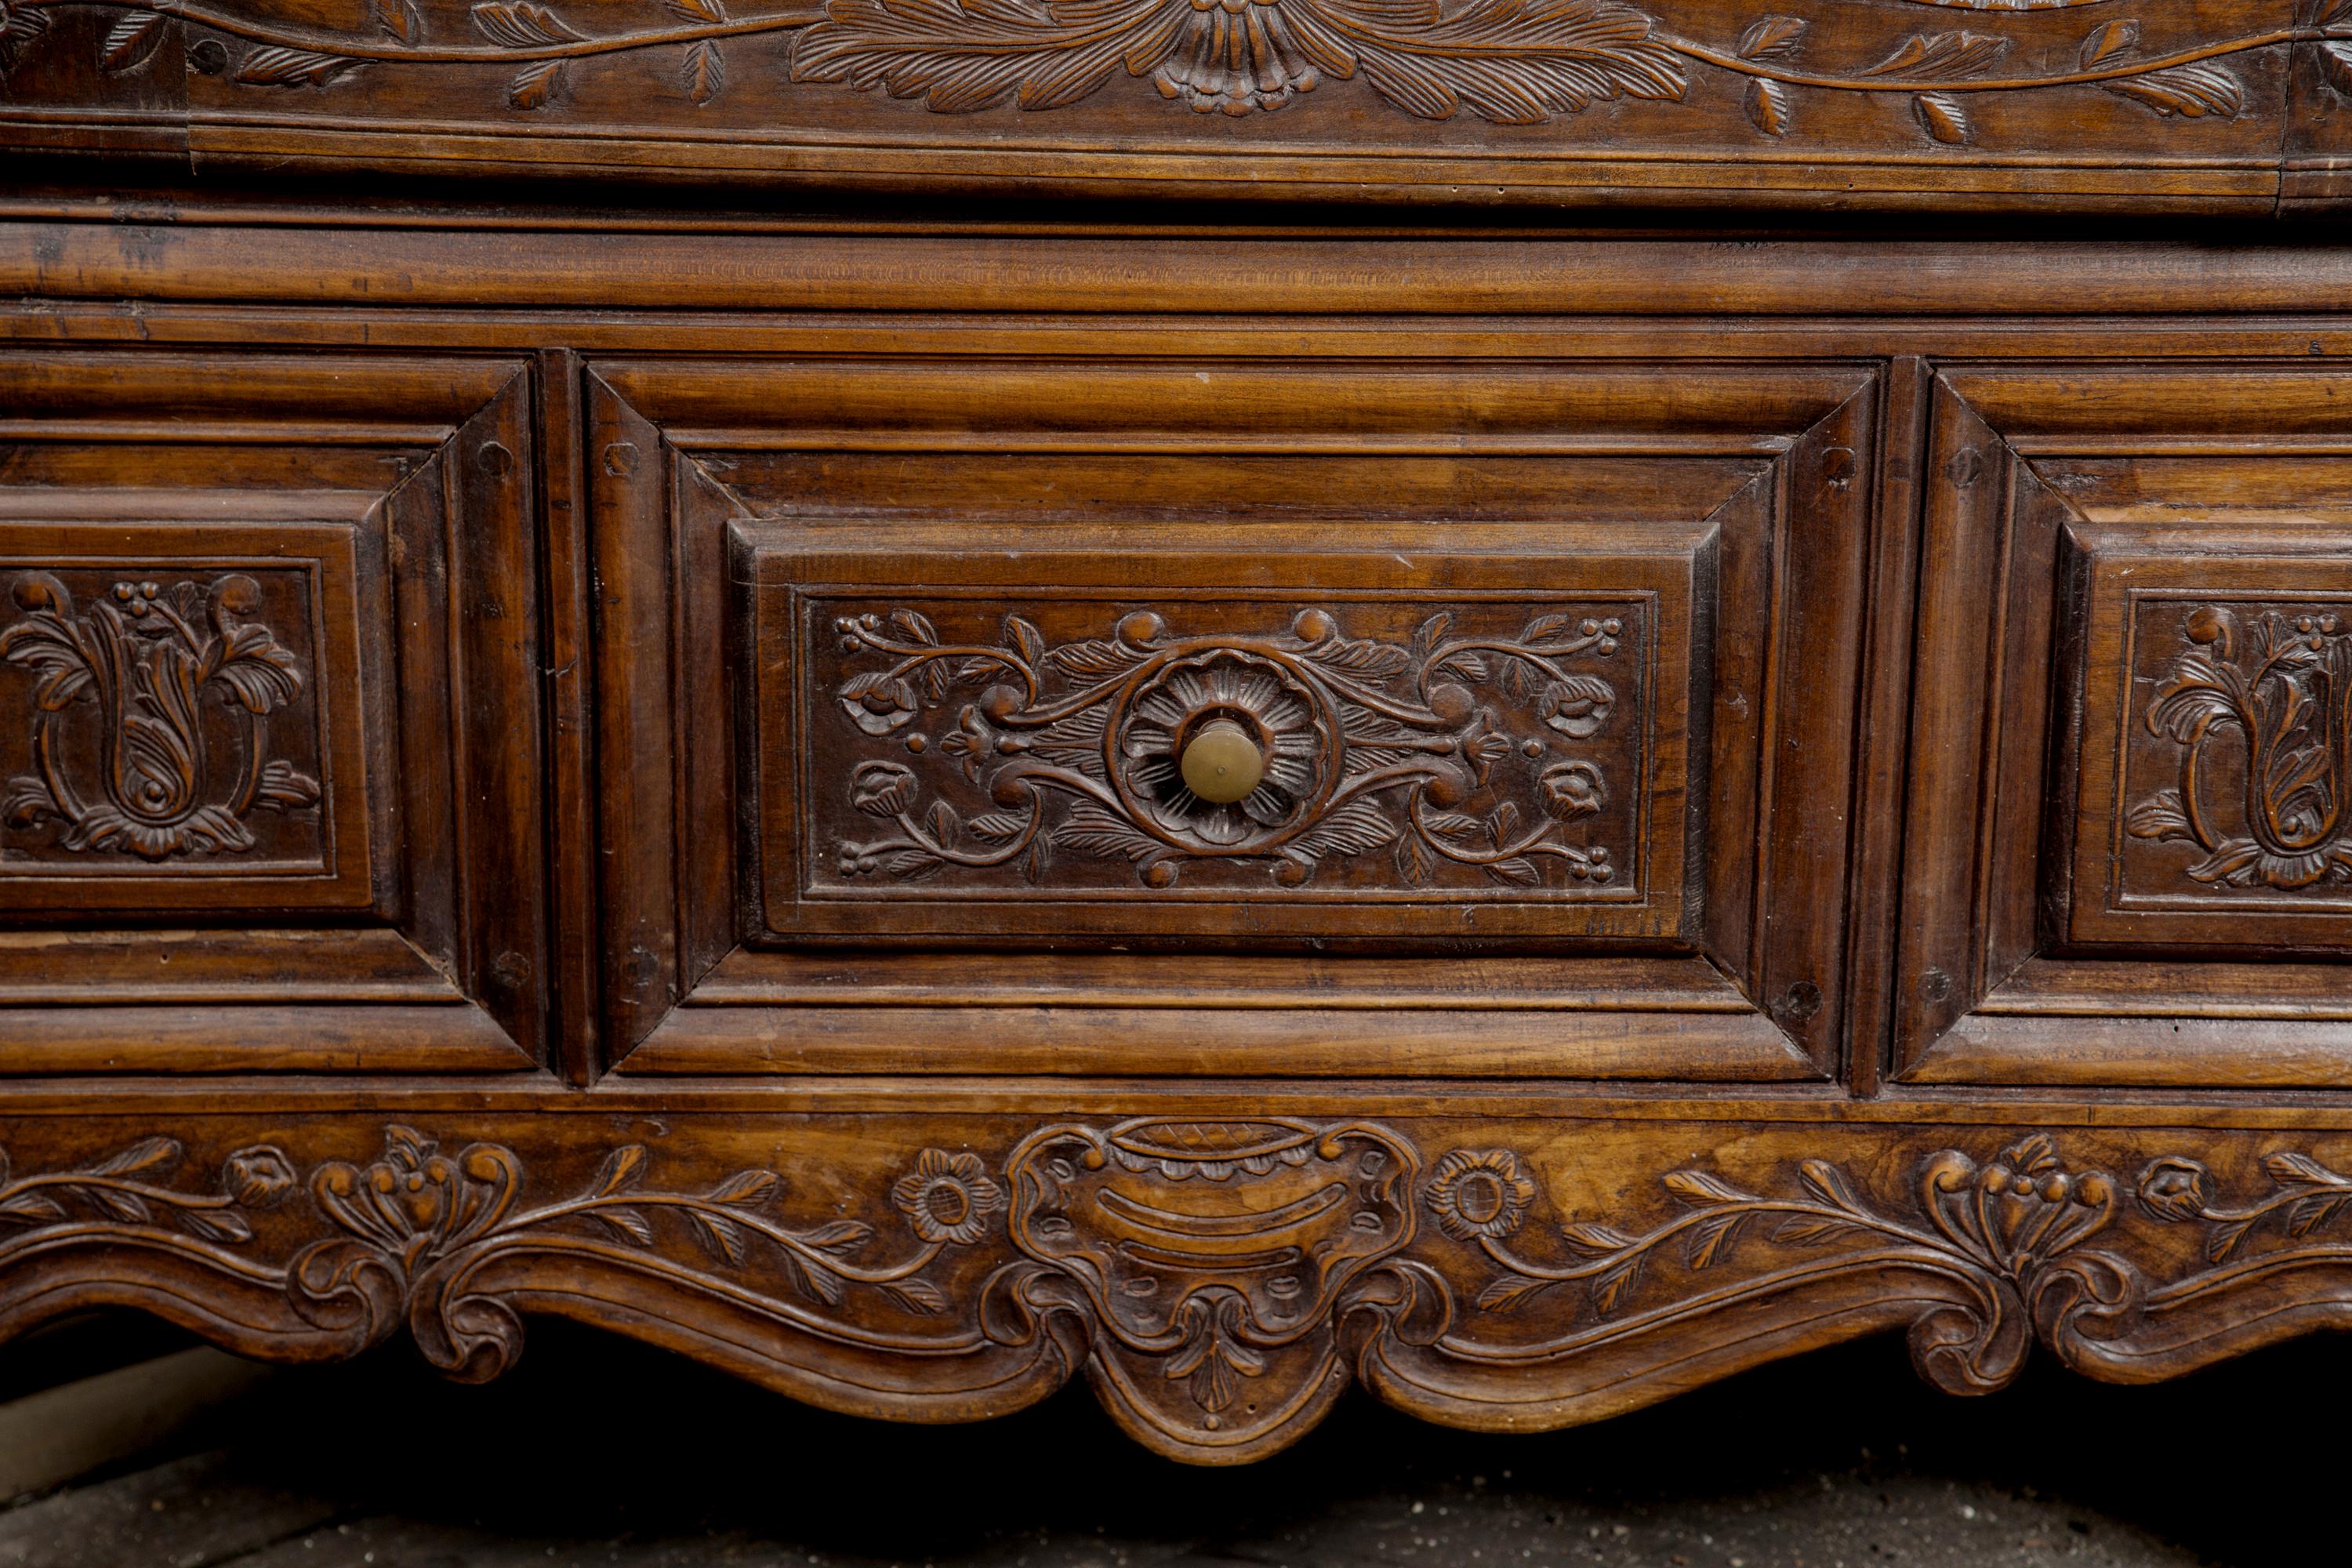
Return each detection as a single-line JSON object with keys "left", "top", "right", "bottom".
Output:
{"left": 0, "top": 351, "right": 551, "bottom": 1074}
{"left": 1895, "top": 365, "right": 2352, "bottom": 1090}
{"left": 590, "top": 356, "right": 1876, "bottom": 1081}
{"left": 0, "top": 0, "right": 2340, "bottom": 210}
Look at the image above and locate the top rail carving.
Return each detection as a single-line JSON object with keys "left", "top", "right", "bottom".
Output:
{"left": 2, "top": 0, "right": 2346, "bottom": 137}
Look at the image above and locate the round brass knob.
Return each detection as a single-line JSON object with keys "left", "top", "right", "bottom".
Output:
{"left": 1181, "top": 720, "right": 1265, "bottom": 804}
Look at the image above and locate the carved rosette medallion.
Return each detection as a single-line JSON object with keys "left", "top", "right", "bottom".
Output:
{"left": 0, "top": 572, "right": 321, "bottom": 860}
{"left": 2128, "top": 604, "right": 2352, "bottom": 892}
{"left": 829, "top": 604, "right": 1628, "bottom": 892}
{"left": 984, "top": 1119, "right": 1439, "bottom": 1452}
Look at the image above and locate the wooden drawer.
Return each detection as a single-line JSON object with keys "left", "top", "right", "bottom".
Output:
{"left": 0, "top": 353, "right": 549, "bottom": 1074}
{"left": 743, "top": 521, "right": 1700, "bottom": 945}
{"left": 1896, "top": 365, "right": 2352, "bottom": 1088}
{"left": 588, "top": 355, "right": 1880, "bottom": 1080}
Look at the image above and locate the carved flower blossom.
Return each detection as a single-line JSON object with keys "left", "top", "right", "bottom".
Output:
{"left": 2137, "top": 1157, "right": 2216, "bottom": 1223}
{"left": 1538, "top": 759, "right": 1605, "bottom": 820}
{"left": 851, "top": 760, "right": 920, "bottom": 818}
{"left": 220, "top": 1145, "right": 296, "bottom": 1209}
{"left": 1426, "top": 1149, "right": 1537, "bottom": 1240}
{"left": 1123, "top": 655, "right": 1323, "bottom": 844}
{"left": 892, "top": 1149, "right": 1004, "bottom": 1245}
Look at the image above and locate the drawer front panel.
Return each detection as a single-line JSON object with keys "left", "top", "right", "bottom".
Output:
{"left": 1897, "top": 367, "right": 2352, "bottom": 1090}
{"left": 749, "top": 524, "right": 1700, "bottom": 943}
{"left": 0, "top": 352, "right": 550, "bottom": 1074}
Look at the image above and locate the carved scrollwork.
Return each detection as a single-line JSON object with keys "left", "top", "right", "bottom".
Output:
{"left": 1451, "top": 1134, "right": 2137, "bottom": 1396}
{"left": 0, "top": 572, "right": 321, "bottom": 860}
{"left": 829, "top": 604, "right": 1624, "bottom": 891}
{"left": 0, "top": 0, "right": 2339, "bottom": 140}
{"left": 289, "top": 1126, "right": 978, "bottom": 1380}
{"left": 2128, "top": 604, "right": 2352, "bottom": 891}
{"left": 982, "top": 1119, "right": 1444, "bottom": 1454}
{"left": 19, "top": 1121, "right": 2352, "bottom": 1461}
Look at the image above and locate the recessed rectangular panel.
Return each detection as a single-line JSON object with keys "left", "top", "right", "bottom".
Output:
{"left": 0, "top": 522, "right": 373, "bottom": 912}
{"left": 746, "top": 522, "right": 1706, "bottom": 944}
{"left": 2069, "top": 525, "right": 2352, "bottom": 949}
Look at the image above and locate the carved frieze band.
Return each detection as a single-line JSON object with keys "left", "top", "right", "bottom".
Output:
{"left": 2, "top": 0, "right": 2347, "bottom": 136}
{"left": 11, "top": 1117, "right": 2352, "bottom": 1459}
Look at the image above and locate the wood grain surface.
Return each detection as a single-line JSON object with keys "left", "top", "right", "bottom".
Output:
{"left": 0, "top": 214, "right": 2350, "bottom": 1461}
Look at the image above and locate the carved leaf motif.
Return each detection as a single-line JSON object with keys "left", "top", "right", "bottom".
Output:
{"left": 593, "top": 1145, "right": 648, "bottom": 1197}
{"left": 1662, "top": 1168, "right": 1753, "bottom": 1207}
{"left": 0, "top": 5, "right": 51, "bottom": 76}
{"left": 1004, "top": 615, "right": 1047, "bottom": 670}
{"left": 2125, "top": 787, "right": 2195, "bottom": 843}
{"left": 1485, "top": 855, "right": 1541, "bottom": 887}
{"left": 1045, "top": 640, "right": 1145, "bottom": 679}
{"left": 2105, "top": 64, "right": 2243, "bottom": 117}
{"left": 687, "top": 1208, "right": 748, "bottom": 1265}
{"left": 100, "top": 10, "right": 168, "bottom": 73}
{"left": 472, "top": 1, "right": 586, "bottom": 46}
{"left": 590, "top": 1207, "right": 655, "bottom": 1246}
{"left": 89, "top": 1137, "right": 180, "bottom": 1178}
{"left": 1290, "top": 799, "right": 1399, "bottom": 859}
{"left": 792, "top": 0, "right": 1182, "bottom": 115}
{"left": 1393, "top": 829, "right": 1432, "bottom": 884}
{"left": 707, "top": 1169, "right": 781, "bottom": 1206}
{"left": 1310, "top": 639, "right": 1414, "bottom": 683}
{"left": 1863, "top": 31, "right": 2010, "bottom": 79}
{"left": 2077, "top": 18, "right": 2138, "bottom": 68}
{"left": 884, "top": 1278, "right": 948, "bottom": 1313}
{"left": 508, "top": 58, "right": 568, "bottom": 107}
{"left": 0, "top": 1192, "right": 63, "bottom": 1224}
{"left": 1475, "top": 1273, "right": 1557, "bottom": 1312}
{"left": 234, "top": 46, "right": 364, "bottom": 85}
{"left": 1913, "top": 91, "right": 1970, "bottom": 143}
{"left": 1683, "top": 1210, "right": 1749, "bottom": 1269}
{"left": 681, "top": 38, "right": 726, "bottom": 103}
{"left": 1735, "top": 14, "right": 1805, "bottom": 60}
{"left": 666, "top": 0, "right": 729, "bottom": 18}
{"left": 1051, "top": 804, "right": 1163, "bottom": 863}
{"left": 1323, "top": 0, "right": 1688, "bottom": 124}
{"left": 376, "top": 0, "right": 425, "bottom": 42}
{"left": 1744, "top": 76, "right": 1791, "bottom": 136}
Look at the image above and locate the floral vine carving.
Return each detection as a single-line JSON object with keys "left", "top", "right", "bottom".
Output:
{"left": 1, "top": 573, "right": 321, "bottom": 860}
{"left": 1447, "top": 1136, "right": 2133, "bottom": 1394}
{"left": 289, "top": 1127, "right": 982, "bottom": 1379}
{"left": 828, "top": 604, "right": 1625, "bottom": 891}
{"left": 0, "top": 0, "right": 2345, "bottom": 137}
{"left": 2127, "top": 604, "right": 2352, "bottom": 891}
{"left": 0, "top": 1135, "right": 296, "bottom": 1247}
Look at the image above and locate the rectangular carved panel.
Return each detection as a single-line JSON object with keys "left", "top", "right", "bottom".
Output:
{"left": 2067, "top": 527, "right": 2352, "bottom": 948}
{"left": 746, "top": 522, "right": 1705, "bottom": 944}
{"left": 0, "top": 522, "right": 372, "bottom": 912}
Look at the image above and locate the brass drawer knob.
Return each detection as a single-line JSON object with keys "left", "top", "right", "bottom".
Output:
{"left": 1181, "top": 720, "right": 1265, "bottom": 804}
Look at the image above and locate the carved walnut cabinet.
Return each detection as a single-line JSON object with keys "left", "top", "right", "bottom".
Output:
{"left": 5, "top": 0, "right": 2352, "bottom": 1467}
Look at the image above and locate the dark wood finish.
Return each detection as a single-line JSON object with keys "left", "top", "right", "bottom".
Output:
{"left": 0, "top": 0, "right": 2345, "bottom": 211}
{"left": 3, "top": 164, "right": 2352, "bottom": 1466}
{"left": 0, "top": 352, "right": 550, "bottom": 1073}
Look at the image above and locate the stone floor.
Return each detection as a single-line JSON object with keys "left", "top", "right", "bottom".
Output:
{"left": 0, "top": 1321, "right": 2321, "bottom": 1568}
